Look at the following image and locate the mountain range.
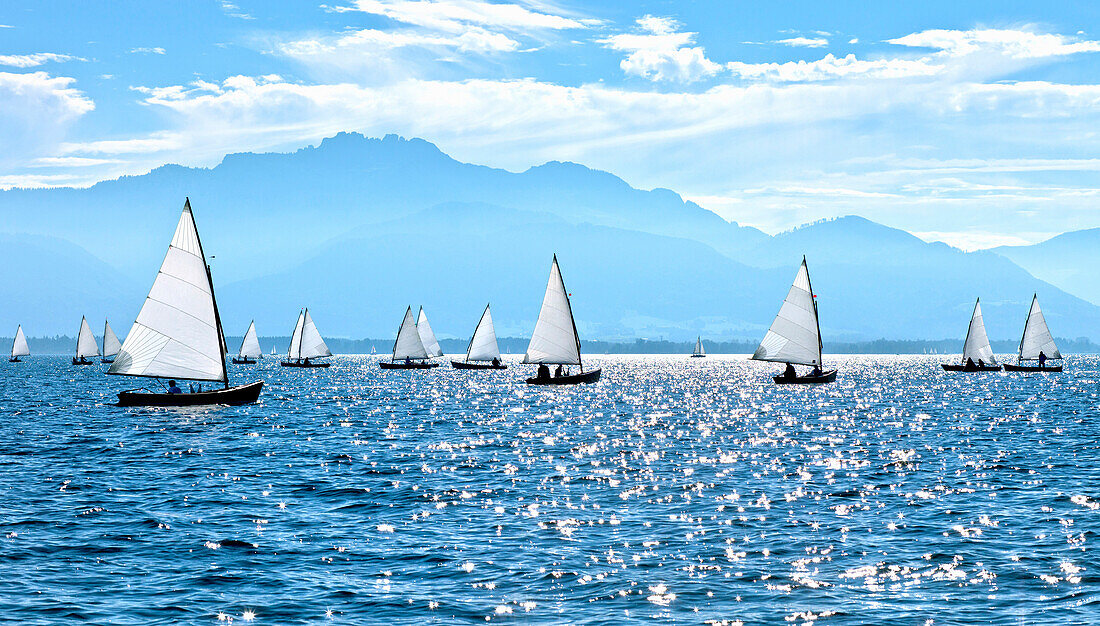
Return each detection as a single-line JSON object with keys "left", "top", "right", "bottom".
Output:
{"left": 1, "top": 132, "right": 1097, "bottom": 344}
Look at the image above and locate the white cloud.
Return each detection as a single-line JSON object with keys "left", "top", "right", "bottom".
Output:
{"left": 130, "top": 47, "right": 166, "bottom": 55}
{"left": 913, "top": 230, "right": 1039, "bottom": 251}
{"left": 331, "top": 0, "right": 591, "bottom": 32}
{"left": 0, "top": 72, "right": 94, "bottom": 172}
{"left": 728, "top": 53, "right": 941, "bottom": 82}
{"left": 848, "top": 38, "right": 859, "bottom": 44}
{"left": 775, "top": 36, "right": 828, "bottom": 48}
{"left": 220, "top": 0, "right": 254, "bottom": 19}
{"left": 0, "top": 53, "right": 85, "bottom": 68}
{"left": 599, "top": 16, "right": 721, "bottom": 82}
{"left": 888, "top": 28, "right": 1100, "bottom": 58}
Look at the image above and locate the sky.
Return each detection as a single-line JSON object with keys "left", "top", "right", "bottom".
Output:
{"left": 4, "top": 0, "right": 1100, "bottom": 249}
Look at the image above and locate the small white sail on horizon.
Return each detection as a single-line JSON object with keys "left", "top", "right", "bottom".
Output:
{"left": 103, "top": 320, "right": 122, "bottom": 359}
{"left": 523, "top": 255, "right": 583, "bottom": 366}
{"left": 76, "top": 316, "right": 101, "bottom": 360}
{"left": 1019, "top": 294, "right": 1060, "bottom": 362}
{"left": 417, "top": 307, "right": 444, "bottom": 357}
{"left": 961, "top": 298, "right": 997, "bottom": 365}
{"left": 693, "top": 336, "right": 706, "bottom": 357}
{"left": 393, "top": 306, "right": 429, "bottom": 361}
{"left": 465, "top": 304, "right": 501, "bottom": 362}
{"left": 109, "top": 200, "right": 228, "bottom": 382}
{"left": 752, "top": 258, "right": 823, "bottom": 367}
{"left": 238, "top": 320, "right": 262, "bottom": 359}
{"left": 287, "top": 309, "right": 332, "bottom": 361}
{"left": 11, "top": 325, "right": 29, "bottom": 359}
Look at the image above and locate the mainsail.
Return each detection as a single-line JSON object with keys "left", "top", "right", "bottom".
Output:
{"left": 417, "top": 307, "right": 443, "bottom": 357}
{"left": 465, "top": 304, "right": 501, "bottom": 362}
{"left": 76, "top": 316, "right": 101, "bottom": 359}
{"left": 1019, "top": 294, "right": 1060, "bottom": 361}
{"left": 109, "top": 199, "right": 229, "bottom": 383}
{"left": 752, "top": 257, "right": 823, "bottom": 366}
{"left": 238, "top": 320, "right": 262, "bottom": 359}
{"left": 103, "top": 320, "right": 122, "bottom": 359}
{"left": 523, "top": 255, "right": 582, "bottom": 366}
{"left": 287, "top": 309, "right": 331, "bottom": 360}
{"left": 961, "top": 298, "right": 997, "bottom": 365}
{"left": 393, "top": 306, "right": 429, "bottom": 360}
{"left": 693, "top": 336, "right": 705, "bottom": 356}
{"left": 11, "top": 325, "right": 29, "bottom": 358}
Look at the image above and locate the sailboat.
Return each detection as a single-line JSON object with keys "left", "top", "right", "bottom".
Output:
{"left": 417, "top": 307, "right": 444, "bottom": 359}
{"left": 942, "top": 298, "right": 1002, "bottom": 371}
{"left": 9, "top": 325, "right": 29, "bottom": 362}
{"left": 270, "top": 346, "right": 277, "bottom": 356}
{"left": 752, "top": 257, "right": 837, "bottom": 384}
{"left": 452, "top": 303, "right": 506, "bottom": 370}
{"left": 72, "top": 316, "right": 100, "bottom": 365}
{"left": 1004, "top": 294, "right": 1062, "bottom": 372}
{"left": 233, "top": 320, "right": 262, "bottom": 364}
{"left": 281, "top": 308, "right": 332, "bottom": 367}
{"left": 523, "top": 255, "right": 601, "bottom": 385}
{"left": 691, "top": 336, "right": 706, "bottom": 358}
{"left": 109, "top": 199, "right": 263, "bottom": 406}
{"left": 102, "top": 319, "right": 122, "bottom": 363}
{"left": 381, "top": 306, "right": 439, "bottom": 369}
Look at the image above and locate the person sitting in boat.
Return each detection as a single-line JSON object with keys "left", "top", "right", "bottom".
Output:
{"left": 966, "top": 357, "right": 975, "bottom": 368}
{"left": 304, "top": 357, "right": 311, "bottom": 366}
{"left": 491, "top": 357, "right": 500, "bottom": 367}
{"left": 167, "top": 380, "right": 182, "bottom": 395}
{"left": 537, "top": 363, "right": 550, "bottom": 380}
{"left": 77, "top": 356, "right": 89, "bottom": 364}
{"left": 811, "top": 364, "right": 822, "bottom": 377}
{"left": 783, "top": 363, "right": 796, "bottom": 379}
{"left": 555, "top": 365, "right": 563, "bottom": 377}
{"left": 977, "top": 358, "right": 985, "bottom": 368}
{"left": 1038, "top": 351, "right": 1047, "bottom": 368}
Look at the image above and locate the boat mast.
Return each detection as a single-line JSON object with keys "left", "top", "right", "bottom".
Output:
{"left": 961, "top": 298, "right": 978, "bottom": 364}
{"left": 391, "top": 306, "right": 407, "bottom": 363}
{"left": 554, "top": 254, "right": 584, "bottom": 373}
{"left": 188, "top": 198, "right": 230, "bottom": 389}
{"left": 1018, "top": 294, "right": 1035, "bottom": 364}
{"left": 802, "top": 256, "right": 824, "bottom": 367}
{"left": 299, "top": 308, "right": 308, "bottom": 362}
{"left": 466, "top": 303, "right": 490, "bottom": 364}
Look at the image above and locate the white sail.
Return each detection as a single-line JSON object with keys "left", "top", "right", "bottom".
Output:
{"left": 103, "top": 320, "right": 122, "bottom": 358}
{"left": 693, "top": 336, "right": 705, "bottom": 356}
{"left": 961, "top": 299, "right": 997, "bottom": 365}
{"left": 1019, "top": 294, "right": 1060, "bottom": 361}
{"left": 466, "top": 304, "right": 501, "bottom": 362}
{"left": 109, "top": 200, "right": 228, "bottom": 382}
{"left": 76, "top": 316, "right": 100, "bottom": 359}
{"left": 523, "top": 255, "right": 582, "bottom": 365}
{"left": 238, "top": 320, "right": 262, "bottom": 359}
{"left": 416, "top": 307, "right": 443, "bottom": 357}
{"left": 393, "top": 306, "right": 429, "bottom": 360}
{"left": 11, "top": 325, "right": 29, "bottom": 357}
{"left": 752, "top": 258, "right": 823, "bottom": 366}
{"left": 298, "top": 309, "right": 331, "bottom": 359}
{"left": 286, "top": 310, "right": 305, "bottom": 359}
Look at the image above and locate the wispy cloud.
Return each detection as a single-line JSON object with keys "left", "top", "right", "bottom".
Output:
{"left": 599, "top": 15, "right": 721, "bottom": 82}
{"left": 0, "top": 71, "right": 94, "bottom": 174}
{"left": 219, "top": 0, "right": 254, "bottom": 19}
{"left": 888, "top": 28, "right": 1100, "bottom": 58}
{"left": 0, "top": 52, "right": 85, "bottom": 68}
{"left": 775, "top": 36, "right": 828, "bottom": 48}
{"left": 129, "top": 47, "right": 166, "bottom": 55}
{"left": 728, "top": 53, "right": 940, "bottom": 82}
{"left": 327, "top": 0, "right": 595, "bottom": 32}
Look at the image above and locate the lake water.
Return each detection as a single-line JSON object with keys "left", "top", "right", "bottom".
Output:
{"left": 2, "top": 354, "right": 1098, "bottom": 624}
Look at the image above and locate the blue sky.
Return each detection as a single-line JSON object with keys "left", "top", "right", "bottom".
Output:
{"left": 4, "top": 0, "right": 1100, "bottom": 249}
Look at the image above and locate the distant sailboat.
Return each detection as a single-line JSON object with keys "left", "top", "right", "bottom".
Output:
{"left": 281, "top": 308, "right": 332, "bottom": 367}
{"left": 417, "top": 307, "right": 444, "bottom": 358}
{"left": 233, "top": 320, "right": 262, "bottom": 365}
{"left": 1004, "top": 294, "right": 1062, "bottom": 372}
{"left": 370, "top": 345, "right": 377, "bottom": 355}
{"left": 72, "top": 316, "right": 100, "bottom": 365}
{"left": 524, "top": 255, "right": 601, "bottom": 385}
{"left": 381, "top": 306, "right": 439, "bottom": 369}
{"left": 452, "top": 303, "right": 506, "bottom": 370}
{"left": 691, "top": 336, "right": 706, "bottom": 358}
{"left": 752, "top": 257, "right": 836, "bottom": 384}
{"left": 109, "top": 198, "right": 263, "bottom": 406}
{"left": 102, "top": 319, "right": 122, "bottom": 363}
{"left": 270, "top": 346, "right": 276, "bottom": 356}
{"left": 942, "top": 298, "right": 1002, "bottom": 371}
{"left": 9, "top": 325, "right": 29, "bottom": 362}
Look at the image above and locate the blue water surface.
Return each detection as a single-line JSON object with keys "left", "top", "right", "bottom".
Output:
{"left": 1, "top": 354, "right": 1099, "bottom": 624}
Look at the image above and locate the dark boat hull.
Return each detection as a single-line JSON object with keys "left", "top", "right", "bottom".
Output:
{"left": 1003, "top": 363, "right": 1062, "bottom": 372}
{"left": 773, "top": 369, "right": 837, "bottom": 385}
{"left": 451, "top": 360, "right": 507, "bottom": 370}
{"left": 8, "top": 357, "right": 20, "bottom": 362}
{"left": 72, "top": 358, "right": 96, "bottom": 366}
{"left": 691, "top": 354, "right": 706, "bottom": 358}
{"left": 101, "top": 358, "right": 114, "bottom": 364}
{"left": 526, "top": 368, "right": 602, "bottom": 385}
{"left": 280, "top": 360, "right": 330, "bottom": 368}
{"left": 380, "top": 361, "right": 439, "bottom": 369}
{"left": 117, "top": 381, "right": 263, "bottom": 407}
{"left": 232, "top": 357, "right": 257, "bottom": 364}
{"left": 942, "top": 363, "right": 1002, "bottom": 372}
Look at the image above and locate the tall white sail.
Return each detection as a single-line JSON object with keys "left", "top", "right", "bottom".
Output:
{"left": 393, "top": 306, "right": 429, "bottom": 360}
{"left": 76, "top": 316, "right": 100, "bottom": 359}
{"left": 693, "top": 337, "right": 705, "bottom": 356}
{"left": 466, "top": 304, "right": 501, "bottom": 362}
{"left": 523, "top": 255, "right": 582, "bottom": 365}
{"left": 961, "top": 299, "right": 997, "bottom": 365}
{"left": 417, "top": 307, "right": 443, "bottom": 357}
{"left": 103, "top": 320, "right": 122, "bottom": 358}
{"left": 752, "top": 258, "right": 823, "bottom": 366}
{"left": 11, "top": 325, "right": 29, "bottom": 358}
{"left": 287, "top": 310, "right": 305, "bottom": 359}
{"left": 109, "top": 200, "right": 228, "bottom": 382}
{"left": 1019, "top": 294, "right": 1060, "bottom": 361}
{"left": 238, "top": 320, "right": 262, "bottom": 359}
{"left": 298, "top": 309, "right": 332, "bottom": 359}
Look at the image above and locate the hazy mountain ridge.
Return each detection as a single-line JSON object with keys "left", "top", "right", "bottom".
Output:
{"left": 992, "top": 228, "right": 1100, "bottom": 305}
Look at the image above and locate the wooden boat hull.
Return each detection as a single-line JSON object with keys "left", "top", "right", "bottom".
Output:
{"left": 232, "top": 357, "right": 257, "bottom": 364}
{"left": 526, "top": 368, "right": 602, "bottom": 385}
{"left": 380, "top": 361, "right": 439, "bottom": 369}
{"left": 117, "top": 381, "right": 263, "bottom": 407}
{"left": 773, "top": 369, "right": 837, "bottom": 385}
{"left": 280, "top": 360, "right": 330, "bottom": 368}
{"left": 72, "top": 358, "right": 96, "bottom": 366}
{"left": 1003, "top": 363, "right": 1062, "bottom": 372}
{"left": 941, "top": 363, "right": 1002, "bottom": 372}
{"left": 451, "top": 360, "right": 507, "bottom": 370}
